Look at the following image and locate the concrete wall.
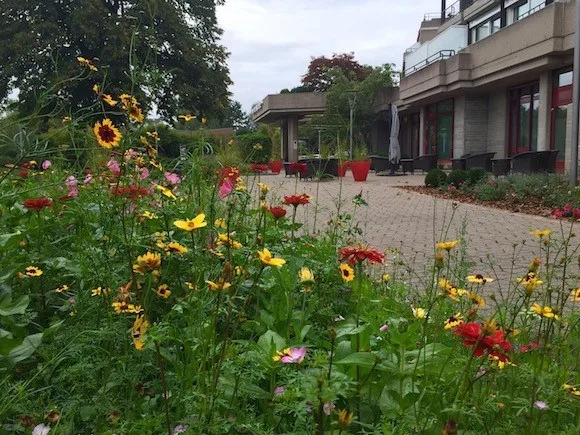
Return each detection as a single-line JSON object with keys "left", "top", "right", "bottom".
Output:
{"left": 487, "top": 90, "right": 508, "bottom": 158}
{"left": 454, "top": 95, "right": 489, "bottom": 158}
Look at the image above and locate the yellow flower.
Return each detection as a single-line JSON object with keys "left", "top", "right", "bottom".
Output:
{"left": 201, "top": 117, "right": 207, "bottom": 124}
{"left": 339, "top": 263, "right": 354, "bottom": 282}
{"left": 467, "top": 292, "right": 486, "bottom": 307}
{"left": 436, "top": 240, "right": 459, "bottom": 251}
{"left": 206, "top": 278, "right": 232, "bottom": 292}
{"left": 62, "top": 116, "right": 72, "bottom": 123}
{"left": 444, "top": 313, "right": 464, "bottom": 329}
{"left": 531, "top": 304, "right": 559, "bottom": 320}
{"left": 438, "top": 278, "right": 465, "bottom": 302}
{"left": 532, "top": 229, "right": 551, "bottom": 239}
{"left": 93, "top": 118, "right": 122, "bottom": 149}
{"left": 93, "top": 84, "right": 100, "bottom": 94}
{"left": 77, "top": 56, "right": 98, "bottom": 71}
{"left": 214, "top": 218, "right": 227, "bottom": 229}
{"left": 258, "top": 248, "right": 286, "bottom": 268}
{"left": 136, "top": 251, "right": 161, "bottom": 271}
{"left": 132, "top": 315, "right": 149, "bottom": 351}
{"left": 216, "top": 233, "right": 243, "bottom": 249}
{"left": 563, "top": 384, "right": 580, "bottom": 396}
{"left": 412, "top": 307, "right": 427, "bottom": 319}
{"left": 178, "top": 114, "right": 196, "bottom": 122}
{"left": 299, "top": 268, "right": 314, "bottom": 284}
{"left": 146, "top": 131, "right": 160, "bottom": 141}
{"left": 382, "top": 273, "right": 390, "bottom": 283}
{"left": 164, "top": 242, "right": 188, "bottom": 255}
{"left": 517, "top": 272, "right": 543, "bottom": 295}
{"left": 253, "top": 143, "right": 263, "bottom": 150}
{"left": 139, "top": 211, "right": 158, "bottom": 220}
{"left": 257, "top": 182, "right": 269, "bottom": 195}
{"left": 337, "top": 409, "right": 354, "bottom": 430}
{"left": 184, "top": 281, "right": 196, "bottom": 290}
{"left": 156, "top": 185, "right": 176, "bottom": 199}
{"left": 91, "top": 287, "right": 108, "bottom": 296}
{"left": 25, "top": 266, "right": 43, "bottom": 277}
{"left": 102, "top": 94, "right": 118, "bottom": 106}
{"left": 466, "top": 274, "right": 493, "bottom": 284}
{"left": 55, "top": 285, "right": 69, "bottom": 293}
{"left": 174, "top": 214, "right": 208, "bottom": 231}
{"left": 570, "top": 288, "right": 580, "bottom": 302}
{"left": 112, "top": 302, "right": 143, "bottom": 314}
{"left": 156, "top": 284, "right": 171, "bottom": 298}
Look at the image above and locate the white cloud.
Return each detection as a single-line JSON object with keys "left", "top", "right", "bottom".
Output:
{"left": 217, "top": 0, "right": 436, "bottom": 111}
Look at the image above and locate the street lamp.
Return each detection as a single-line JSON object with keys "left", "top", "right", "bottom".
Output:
{"left": 347, "top": 90, "right": 358, "bottom": 160}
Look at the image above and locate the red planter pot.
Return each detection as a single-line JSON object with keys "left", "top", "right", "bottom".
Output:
{"left": 269, "top": 160, "right": 283, "bottom": 174}
{"left": 337, "top": 161, "right": 349, "bottom": 177}
{"left": 350, "top": 161, "right": 371, "bottom": 182}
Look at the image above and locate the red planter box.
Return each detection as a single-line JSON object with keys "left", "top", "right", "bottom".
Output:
{"left": 269, "top": 160, "right": 283, "bottom": 174}
{"left": 338, "top": 161, "right": 349, "bottom": 177}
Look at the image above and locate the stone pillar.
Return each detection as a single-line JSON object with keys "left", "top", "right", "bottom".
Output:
{"left": 453, "top": 96, "right": 466, "bottom": 159}
{"left": 487, "top": 90, "right": 508, "bottom": 158}
{"left": 419, "top": 107, "right": 426, "bottom": 156}
{"left": 537, "top": 71, "right": 552, "bottom": 151}
{"left": 287, "top": 117, "right": 299, "bottom": 162}
{"left": 281, "top": 119, "right": 289, "bottom": 161}
{"left": 565, "top": 102, "right": 578, "bottom": 173}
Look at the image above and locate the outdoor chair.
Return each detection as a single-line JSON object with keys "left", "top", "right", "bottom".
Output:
{"left": 283, "top": 162, "right": 297, "bottom": 177}
{"left": 465, "top": 152, "right": 495, "bottom": 172}
{"left": 413, "top": 154, "right": 438, "bottom": 173}
{"left": 511, "top": 150, "right": 558, "bottom": 173}
{"left": 536, "top": 150, "right": 558, "bottom": 173}
{"left": 297, "top": 159, "right": 317, "bottom": 180}
{"left": 370, "top": 155, "right": 391, "bottom": 174}
{"left": 451, "top": 153, "right": 470, "bottom": 170}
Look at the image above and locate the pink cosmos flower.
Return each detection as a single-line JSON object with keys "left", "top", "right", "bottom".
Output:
{"left": 280, "top": 347, "right": 307, "bottom": 364}
{"left": 219, "top": 178, "right": 234, "bottom": 199}
{"left": 534, "top": 400, "right": 548, "bottom": 410}
{"left": 165, "top": 171, "right": 181, "bottom": 184}
{"left": 84, "top": 174, "right": 93, "bottom": 184}
{"left": 379, "top": 324, "right": 389, "bottom": 332}
{"left": 274, "top": 386, "right": 285, "bottom": 396}
{"left": 139, "top": 167, "right": 150, "bottom": 180}
{"left": 42, "top": 160, "right": 51, "bottom": 170}
{"left": 107, "top": 157, "right": 121, "bottom": 175}
{"left": 323, "top": 402, "right": 335, "bottom": 415}
{"left": 65, "top": 176, "right": 78, "bottom": 190}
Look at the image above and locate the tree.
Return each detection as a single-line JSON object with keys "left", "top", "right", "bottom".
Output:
{"left": 301, "top": 53, "right": 372, "bottom": 93}
{"left": 0, "top": 0, "right": 231, "bottom": 122}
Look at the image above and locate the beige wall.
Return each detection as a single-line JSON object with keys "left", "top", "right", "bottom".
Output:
{"left": 487, "top": 90, "right": 508, "bottom": 159}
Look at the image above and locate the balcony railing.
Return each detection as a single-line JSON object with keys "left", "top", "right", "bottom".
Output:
{"left": 403, "top": 50, "right": 456, "bottom": 77}
{"left": 423, "top": 0, "right": 466, "bottom": 23}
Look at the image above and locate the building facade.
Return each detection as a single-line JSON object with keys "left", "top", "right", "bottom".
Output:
{"left": 382, "top": 0, "right": 576, "bottom": 172}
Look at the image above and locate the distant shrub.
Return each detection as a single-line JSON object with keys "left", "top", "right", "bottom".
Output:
{"left": 474, "top": 180, "right": 507, "bottom": 201}
{"left": 467, "top": 168, "right": 488, "bottom": 186}
{"left": 447, "top": 169, "right": 468, "bottom": 187}
{"left": 236, "top": 133, "right": 272, "bottom": 163}
{"left": 425, "top": 168, "right": 447, "bottom": 187}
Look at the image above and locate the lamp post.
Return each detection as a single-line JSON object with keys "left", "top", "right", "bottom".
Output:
{"left": 347, "top": 90, "right": 358, "bottom": 160}
{"left": 570, "top": 0, "right": 580, "bottom": 184}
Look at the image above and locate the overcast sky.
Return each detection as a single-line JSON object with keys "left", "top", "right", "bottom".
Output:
{"left": 216, "top": 0, "right": 436, "bottom": 112}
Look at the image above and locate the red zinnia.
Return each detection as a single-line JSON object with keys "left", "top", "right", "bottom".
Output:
{"left": 455, "top": 322, "right": 512, "bottom": 359}
{"left": 283, "top": 194, "right": 310, "bottom": 207}
{"left": 23, "top": 197, "right": 53, "bottom": 211}
{"left": 217, "top": 167, "right": 239, "bottom": 186}
{"left": 110, "top": 185, "right": 149, "bottom": 200}
{"left": 269, "top": 206, "right": 287, "bottom": 219}
{"left": 338, "top": 245, "right": 385, "bottom": 266}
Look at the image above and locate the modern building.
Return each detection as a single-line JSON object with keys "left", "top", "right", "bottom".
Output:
{"left": 384, "top": 0, "right": 577, "bottom": 172}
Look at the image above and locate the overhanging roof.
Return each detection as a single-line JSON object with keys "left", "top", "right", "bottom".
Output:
{"left": 252, "top": 92, "right": 326, "bottom": 123}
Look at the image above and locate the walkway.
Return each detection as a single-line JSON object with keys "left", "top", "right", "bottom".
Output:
{"left": 264, "top": 172, "right": 579, "bottom": 289}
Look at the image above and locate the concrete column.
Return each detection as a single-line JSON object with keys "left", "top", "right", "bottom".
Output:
{"left": 537, "top": 71, "right": 553, "bottom": 151}
{"left": 564, "top": 102, "right": 579, "bottom": 173}
{"left": 454, "top": 96, "right": 466, "bottom": 158}
{"left": 419, "top": 107, "right": 426, "bottom": 156}
{"left": 487, "top": 90, "right": 508, "bottom": 158}
{"left": 281, "top": 119, "right": 289, "bottom": 161}
{"left": 287, "top": 117, "right": 299, "bottom": 162}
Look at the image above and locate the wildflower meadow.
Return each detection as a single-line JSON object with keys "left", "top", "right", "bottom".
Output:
{"left": 0, "top": 58, "right": 579, "bottom": 435}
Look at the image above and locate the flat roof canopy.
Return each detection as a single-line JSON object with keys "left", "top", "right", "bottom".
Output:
{"left": 252, "top": 92, "right": 326, "bottom": 123}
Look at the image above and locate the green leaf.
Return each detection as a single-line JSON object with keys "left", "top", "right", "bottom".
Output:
{"left": 0, "top": 295, "right": 29, "bottom": 316}
{"left": 257, "top": 330, "right": 286, "bottom": 354}
{"left": 335, "top": 352, "right": 377, "bottom": 368}
{"left": 6, "top": 332, "right": 42, "bottom": 365}
{"left": 0, "top": 231, "right": 21, "bottom": 247}
{"left": 335, "top": 321, "right": 368, "bottom": 338}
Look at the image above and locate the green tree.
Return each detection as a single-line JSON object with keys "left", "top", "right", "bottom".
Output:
{"left": 0, "top": 0, "right": 231, "bottom": 122}
{"left": 301, "top": 52, "right": 372, "bottom": 92}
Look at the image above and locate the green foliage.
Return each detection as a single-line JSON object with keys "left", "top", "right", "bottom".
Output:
{"left": 467, "top": 168, "right": 488, "bottom": 186}
{"left": 425, "top": 168, "right": 448, "bottom": 187}
{"left": 352, "top": 145, "right": 369, "bottom": 161}
{"left": 506, "top": 173, "right": 580, "bottom": 207}
{"left": 155, "top": 125, "right": 222, "bottom": 158}
{"left": 473, "top": 180, "right": 508, "bottom": 201}
{"left": 447, "top": 169, "right": 468, "bottom": 187}
{"left": 236, "top": 132, "right": 272, "bottom": 163}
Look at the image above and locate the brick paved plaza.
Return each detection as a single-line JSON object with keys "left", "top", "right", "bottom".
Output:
{"left": 265, "top": 172, "right": 579, "bottom": 288}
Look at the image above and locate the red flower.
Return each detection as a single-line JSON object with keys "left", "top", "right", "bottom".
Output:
{"left": 289, "top": 162, "right": 307, "bottom": 174}
{"left": 455, "top": 322, "right": 511, "bottom": 359}
{"left": 19, "top": 169, "right": 29, "bottom": 178}
{"left": 269, "top": 206, "right": 287, "bottom": 219}
{"left": 573, "top": 209, "right": 580, "bottom": 219}
{"left": 250, "top": 163, "right": 269, "bottom": 173}
{"left": 217, "top": 167, "right": 239, "bottom": 186}
{"left": 23, "top": 197, "right": 53, "bottom": 211}
{"left": 283, "top": 194, "right": 310, "bottom": 207}
{"left": 338, "top": 245, "right": 385, "bottom": 265}
{"left": 110, "top": 185, "right": 149, "bottom": 200}
{"left": 455, "top": 322, "right": 482, "bottom": 346}
{"left": 519, "top": 341, "right": 539, "bottom": 353}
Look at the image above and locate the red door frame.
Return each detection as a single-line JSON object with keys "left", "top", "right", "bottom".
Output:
{"left": 423, "top": 99, "right": 454, "bottom": 161}
{"left": 507, "top": 81, "right": 540, "bottom": 157}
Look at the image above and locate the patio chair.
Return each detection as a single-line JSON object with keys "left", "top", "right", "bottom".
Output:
{"left": 297, "top": 159, "right": 317, "bottom": 180}
{"left": 451, "top": 153, "right": 470, "bottom": 170}
{"left": 283, "top": 162, "right": 297, "bottom": 177}
{"left": 370, "top": 155, "right": 391, "bottom": 174}
{"left": 413, "top": 154, "right": 438, "bottom": 173}
{"left": 511, "top": 151, "right": 558, "bottom": 173}
{"left": 465, "top": 152, "right": 495, "bottom": 172}
{"left": 536, "top": 150, "right": 558, "bottom": 173}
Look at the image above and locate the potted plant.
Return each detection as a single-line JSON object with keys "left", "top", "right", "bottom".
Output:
{"left": 268, "top": 144, "right": 283, "bottom": 174}
{"left": 350, "top": 145, "right": 371, "bottom": 182}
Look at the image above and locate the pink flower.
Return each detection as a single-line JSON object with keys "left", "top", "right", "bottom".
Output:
{"left": 534, "top": 400, "right": 548, "bottom": 410}
{"left": 274, "top": 386, "right": 285, "bottom": 396}
{"left": 323, "top": 402, "right": 335, "bottom": 415}
{"left": 553, "top": 209, "right": 565, "bottom": 219}
{"left": 219, "top": 178, "right": 234, "bottom": 199}
{"left": 84, "top": 174, "right": 93, "bottom": 184}
{"left": 107, "top": 157, "right": 121, "bottom": 175}
{"left": 379, "top": 324, "right": 389, "bottom": 332}
{"left": 280, "top": 347, "right": 307, "bottom": 364}
{"left": 42, "top": 160, "right": 51, "bottom": 170}
{"left": 165, "top": 172, "right": 181, "bottom": 184}
{"left": 139, "top": 167, "right": 150, "bottom": 180}
{"left": 65, "top": 176, "right": 78, "bottom": 191}
{"left": 573, "top": 208, "right": 580, "bottom": 219}
{"left": 563, "top": 204, "right": 572, "bottom": 214}
{"left": 68, "top": 297, "right": 76, "bottom": 304}
{"left": 32, "top": 424, "right": 51, "bottom": 435}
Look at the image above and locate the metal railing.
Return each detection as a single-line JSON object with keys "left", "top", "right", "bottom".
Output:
{"left": 403, "top": 50, "right": 456, "bottom": 77}
{"left": 423, "top": 0, "right": 464, "bottom": 23}
{"left": 517, "top": 1, "right": 548, "bottom": 20}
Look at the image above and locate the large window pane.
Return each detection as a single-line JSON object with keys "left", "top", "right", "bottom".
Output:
{"left": 491, "top": 18, "right": 501, "bottom": 34}
{"left": 558, "top": 71, "right": 573, "bottom": 87}
{"left": 519, "top": 92, "right": 530, "bottom": 152}
{"left": 476, "top": 22, "right": 489, "bottom": 41}
{"left": 553, "top": 106, "right": 567, "bottom": 159}
{"left": 437, "top": 100, "right": 453, "bottom": 112}
{"left": 531, "top": 91, "right": 539, "bottom": 151}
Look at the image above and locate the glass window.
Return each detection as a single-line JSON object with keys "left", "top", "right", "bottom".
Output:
{"left": 531, "top": 90, "right": 539, "bottom": 151}
{"left": 491, "top": 18, "right": 501, "bottom": 34}
{"left": 476, "top": 22, "right": 489, "bottom": 41}
{"left": 553, "top": 106, "right": 567, "bottom": 160}
{"left": 509, "top": 83, "right": 540, "bottom": 155}
{"left": 437, "top": 114, "right": 453, "bottom": 159}
{"left": 519, "top": 93, "right": 530, "bottom": 152}
{"left": 558, "top": 71, "right": 573, "bottom": 88}
{"left": 437, "top": 99, "right": 454, "bottom": 112}
{"left": 516, "top": 2, "right": 529, "bottom": 20}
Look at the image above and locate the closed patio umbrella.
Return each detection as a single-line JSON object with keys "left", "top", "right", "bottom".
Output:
{"left": 389, "top": 104, "right": 401, "bottom": 166}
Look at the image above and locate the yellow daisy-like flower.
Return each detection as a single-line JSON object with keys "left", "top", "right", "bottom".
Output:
{"left": 178, "top": 114, "right": 196, "bottom": 122}
{"left": 164, "top": 242, "right": 188, "bottom": 255}
{"left": 128, "top": 105, "right": 144, "bottom": 123}
{"left": 563, "top": 384, "right": 580, "bottom": 396}
{"left": 139, "top": 211, "right": 158, "bottom": 220}
{"left": 174, "top": 214, "right": 208, "bottom": 231}
{"left": 258, "top": 248, "right": 286, "bottom": 268}
{"left": 146, "top": 131, "right": 160, "bottom": 141}
{"left": 532, "top": 229, "right": 551, "bottom": 239}
{"left": 467, "top": 274, "right": 493, "bottom": 284}
{"left": 156, "top": 284, "right": 171, "bottom": 298}
{"left": 93, "top": 84, "right": 100, "bottom": 94}
{"left": 184, "top": 281, "right": 196, "bottom": 290}
{"left": 216, "top": 233, "right": 243, "bottom": 249}
{"left": 55, "top": 285, "right": 69, "bottom": 293}
{"left": 531, "top": 303, "right": 559, "bottom": 320}
{"left": 570, "top": 288, "right": 580, "bottom": 302}
{"left": 382, "top": 273, "right": 390, "bottom": 284}
{"left": 436, "top": 240, "right": 459, "bottom": 251}
{"left": 62, "top": 116, "right": 72, "bottom": 123}
{"left": 412, "top": 307, "right": 427, "bottom": 319}
{"left": 214, "top": 218, "right": 227, "bottom": 229}
{"left": 467, "top": 292, "right": 486, "bottom": 307}
{"left": 102, "top": 94, "right": 118, "bottom": 106}
{"left": 438, "top": 278, "right": 465, "bottom": 302}
{"left": 91, "top": 287, "right": 108, "bottom": 296}
{"left": 444, "top": 313, "right": 464, "bottom": 329}
{"left": 132, "top": 315, "right": 149, "bottom": 351}
{"left": 112, "top": 302, "right": 143, "bottom": 314}
{"left": 337, "top": 409, "right": 354, "bottom": 430}
{"left": 93, "top": 118, "right": 122, "bottom": 149}
{"left": 517, "top": 272, "right": 543, "bottom": 295}
{"left": 339, "top": 263, "right": 354, "bottom": 282}
{"left": 136, "top": 251, "right": 161, "bottom": 271}
{"left": 299, "top": 268, "right": 314, "bottom": 285}
{"left": 25, "top": 266, "right": 43, "bottom": 277}
{"left": 258, "top": 182, "right": 269, "bottom": 195}
{"left": 206, "top": 278, "right": 232, "bottom": 292}
{"left": 156, "top": 185, "right": 176, "bottom": 199}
